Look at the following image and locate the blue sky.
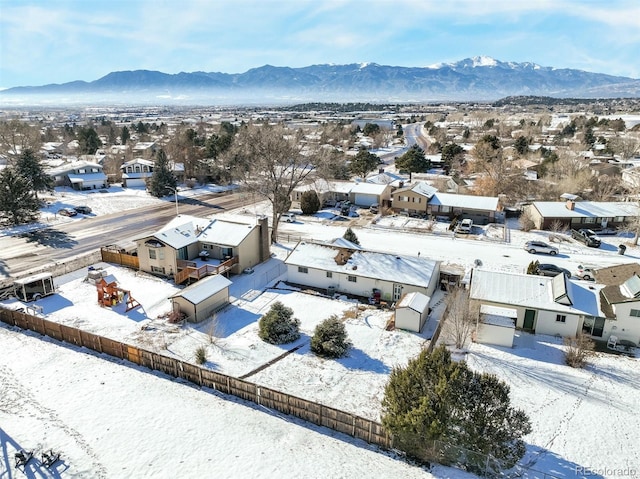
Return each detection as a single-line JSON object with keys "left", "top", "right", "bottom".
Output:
{"left": 1, "top": 0, "right": 639, "bottom": 89}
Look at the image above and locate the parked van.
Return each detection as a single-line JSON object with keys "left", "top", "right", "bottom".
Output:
{"left": 457, "top": 218, "right": 473, "bottom": 234}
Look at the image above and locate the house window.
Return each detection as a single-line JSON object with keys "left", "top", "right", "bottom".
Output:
{"left": 149, "top": 249, "right": 156, "bottom": 260}
{"left": 615, "top": 216, "right": 624, "bottom": 222}
{"left": 556, "top": 314, "right": 566, "bottom": 323}
{"left": 151, "top": 266, "right": 165, "bottom": 274}
{"left": 630, "top": 309, "right": 640, "bottom": 317}
{"left": 348, "top": 275, "right": 357, "bottom": 283}
{"left": 298, "top": 266, "right": 308, "bottom": 274}
{"left": 326, "top": 272, "right": 333, "bottom": 278}
{"left": 584, "top": 217, "right": 596, "bottom": 224}
{"left": 222, "top": 247, "right": 233, "bottom": 258}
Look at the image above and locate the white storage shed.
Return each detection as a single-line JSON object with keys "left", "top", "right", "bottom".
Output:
{"left": 394, "top": 292, "right": 431, "bottom": 333}
{"left": 475, "top": 305, "right": 516, "bottom": 348}
{"left": 170, "top": 274, "right": 232, "bottom": 323}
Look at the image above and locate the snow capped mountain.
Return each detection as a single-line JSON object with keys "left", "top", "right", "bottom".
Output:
{"left": 2, "top": 58, "right": 639, "bottom": 105}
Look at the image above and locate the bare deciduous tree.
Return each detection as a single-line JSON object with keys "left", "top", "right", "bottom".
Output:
{"left": 0, "top": 119, "right": 42, "bottom": 163}
{"left": 443, "top": 287, "right": 478, "bottom": 349}
{"left": 229, "top": 123, "right": 317, "bottom": 243}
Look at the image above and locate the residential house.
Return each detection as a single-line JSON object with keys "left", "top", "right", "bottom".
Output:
{"left": 291, "top": 180, "right": 391, "bottom": 207}
{"left": 131, "top": 141, "right": 157, "bottom": 159}
{"left": 588, "top": 263, "right": 640, "bottom": 344}
{"left": 169, "top": 274, "right": 232, "bottom": 323}
{"left": 135, "top": 214, "right": 270, "bottom": 283}
{"left": 427, "top": 192, "right": 500, "bottom": 225}
{"left": 47, "top": 161, "right": 108, "bottom": 190}
{"left": 524, "top": 200, "right": 640, "bottom": 230}
{"left": 469, "top": 269, "right": 602, "bottom": 338}
{"left": 121, "top": 158, "right": 154, "bottom": 187}
{"left": 391, "top": 182, "right": 438, "bottom": 216}
{"left": 284, "top": 241, "right": 440, "bottom": 303}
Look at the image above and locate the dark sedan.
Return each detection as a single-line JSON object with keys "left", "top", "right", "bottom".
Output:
{"left": 536, "top": 263, "right": 571, "bottom": 278}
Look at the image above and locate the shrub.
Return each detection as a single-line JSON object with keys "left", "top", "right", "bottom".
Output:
{"left": 258, "top": 301, "right": 301, "bottom": 344}
{"left": 300, "top": 190, "right": 320, "bottom": 215}
{"left": 311, "top": 315, "right": 351, "bottom": 358}
{"left": 519, "top": 211, "right": 535, "bottom": 231}
{"left": 564, "top": 334, "right": 595, "bottom": 368}
{"left": 343, "top": 227, "right": 360, "bottom": 245}
{"left": 382, "top": 346, "right": 531, "bottom": 473}
{"left": 195, "top": 346, "right": 207, "bottom": 365}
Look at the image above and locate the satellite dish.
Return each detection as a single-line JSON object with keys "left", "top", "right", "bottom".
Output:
{"left": 474, "top": 259, "right": 483, "bottom": 267}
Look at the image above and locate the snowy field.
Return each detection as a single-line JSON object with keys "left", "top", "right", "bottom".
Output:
{"left": 2, "top": 185, "right": 640, "bottom": 478}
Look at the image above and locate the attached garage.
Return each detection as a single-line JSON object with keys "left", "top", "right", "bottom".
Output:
{"left": 475, "top": 305, "right": 516, "bottom": 348}
{"left": 350, "top": 183, "right": 391, "bottom": 207}
{"left": 394, "top": 292, "right": 430, "bottom": 333}
{"left": 170, "top": 274, "right": 232, "bottom": 323}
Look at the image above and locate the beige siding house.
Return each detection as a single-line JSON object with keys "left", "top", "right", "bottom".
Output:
{"left": 391, "top": 182, "right": 437, "bottom": 216}
{"left": 135, "top": 215, "right": 269, "bottom": 282}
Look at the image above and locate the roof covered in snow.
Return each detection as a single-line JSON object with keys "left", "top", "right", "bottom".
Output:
{"left": 470, "top": 269, "right": 602, "bottom": 317}
{"left": 397, "top": 291, "right": 430, "bottom": 313}
{"left": 170, "top": 274, "right": 231, "bottom": 305}
{"left": 285, "top": 242, "right": 439, "bottom": 288}
{"left": 142, "top": 215, "right": 257, "bottom": 249}
{"left": 531, "top": 201, "right": 640, "bottom": 219}
{"left": 430, "top": 192, "right": 499, "bottom": 211}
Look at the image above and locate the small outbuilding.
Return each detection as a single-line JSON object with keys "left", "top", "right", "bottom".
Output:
{"left": 169, "top": 274, "right": 232, "bottom": 323}
{"left": 475, "top": 305, "right": 516, "bottom": 348}
{"left": 394, "top": 292, "right": 431, "bottom": 333}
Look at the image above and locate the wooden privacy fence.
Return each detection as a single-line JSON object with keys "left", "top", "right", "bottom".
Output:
{"left": 0, "top": 307, "right": 391, "bottom": 450}
{"left": 100, "top": 248, "right": 140, "bottom": 269}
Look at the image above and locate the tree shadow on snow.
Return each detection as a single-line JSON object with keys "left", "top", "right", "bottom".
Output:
{"left": 514, "top": 446, "right": 604, "bottom": 479}
{"left": 20, "top": 228, "right": 78, "bottom": 249}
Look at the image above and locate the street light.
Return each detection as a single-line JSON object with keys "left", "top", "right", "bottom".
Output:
{"left": 168, "top": 187, "right": 179, "bottom": 216}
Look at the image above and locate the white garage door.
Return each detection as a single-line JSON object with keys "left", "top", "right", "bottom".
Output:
{"left": 354, "top": 194, "right": 377, "bottom": 207}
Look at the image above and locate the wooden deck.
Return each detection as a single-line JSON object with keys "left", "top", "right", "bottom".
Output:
{"left": 174, "top": 256, "right": 238, "bottom": 285}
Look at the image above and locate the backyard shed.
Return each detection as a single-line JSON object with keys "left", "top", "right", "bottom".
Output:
{"left": 475, "top": 305, "right": 516, "bottom": 348}
{"left": 394, "top": 292, "right": 430, "bottom": 333}
{"left": 170, "top": 274, "right": 232, "bottom": 323}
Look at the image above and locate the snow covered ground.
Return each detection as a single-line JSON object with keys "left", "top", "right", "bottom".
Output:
{"left": 2, "top": 185, "right": 640, "bottom": 478}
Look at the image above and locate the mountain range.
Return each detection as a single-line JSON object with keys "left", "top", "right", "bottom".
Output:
{"left": 2, "top": 56, "right": 640, "bottom": 106}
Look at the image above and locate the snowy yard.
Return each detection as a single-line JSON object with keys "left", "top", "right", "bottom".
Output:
{"left": 2, "top": 185, "right": 640, "bottom": 478}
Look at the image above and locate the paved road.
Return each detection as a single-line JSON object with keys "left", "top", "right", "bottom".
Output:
{"left": 0, "top": 191, "right": 256, "bottom": 283}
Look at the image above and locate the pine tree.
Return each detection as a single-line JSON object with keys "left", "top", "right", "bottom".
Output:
{"left": 0, "top": 168, "right": 41, "bottom": 225}
{"left": 258, "top": 301, "right": 301, "bottom": 344}
{"left": 343, "top": 227, "right": 360, "bottom": 245}
{"left": 350, "top": 147, "right": 379, "bottom": 179}
{"left": 382, "top": 345, "right": 531, "bottom": 473}
{"left": 15, "top": 149, "right": 53, "bottom": 199}
{"left": 311, "top": 315, "right": 351, "bottom": 358}
{"left": 395, "top": 144, "right": 431, "bottom": 176}
{"left": 300, "top": 190, "right": 320, "bottom": 215}
{"left": 148, "top": 149, "right": 177, "bottom": 198}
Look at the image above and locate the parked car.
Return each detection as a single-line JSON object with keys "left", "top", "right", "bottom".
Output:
{"left": 524, "top": 240, "right": 558, "bottom": 255}
{"left": 571, "top": 229, "right": 601, "bottom": 247}
{"left": 457, "top": 218, "right": 473, "bottom": 234}
{"left": 369, "top": 203, "right": 379, "bottom": 214}
{"left": 57, "top": 207, "right": 77, "bottom": 217}
{"left": 74, "top": 205, "right": 92, "bottom": 214}
{"left": 282, "top": 213, "right": 296, "bottom": 223}
{"left": 575, "top": 265, "right": 596, "bottom": 281}
{"left": 536, "top": 263, "right": 571, "bottom": 278}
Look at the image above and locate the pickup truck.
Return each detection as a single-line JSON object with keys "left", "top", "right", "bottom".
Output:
{"left": 571, "top": 229, "right": 601, "bottom": 247}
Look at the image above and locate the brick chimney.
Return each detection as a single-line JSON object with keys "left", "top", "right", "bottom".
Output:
{"left": 566, "top": 200, "right": 575, "bottom": 210}
{"left": 257, "top": 215, "right": 270, "bottom": 262}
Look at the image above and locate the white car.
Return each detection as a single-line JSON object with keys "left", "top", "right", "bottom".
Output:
{"left": 524, "top": 240, "right": 559, "bottom": 255}
{"left": 457, "top": 218, "right": 473, "bottom": 234}
{"left": 282, "top": 213, "right": 296, "bottom": 223}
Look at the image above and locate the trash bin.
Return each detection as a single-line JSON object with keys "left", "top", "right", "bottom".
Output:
{"left": 618, "top": 244, "right": 627, "bottom": 255}
{"left": 327, "top": 286, "right": 336, "bottom": 296}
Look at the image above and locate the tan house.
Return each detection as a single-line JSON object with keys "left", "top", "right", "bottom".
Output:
{"left": 524, "top": 200, "right": 640, "bottom": 230}
{"left": 391, "top": 182, "right": 437, "bottom": 216}
{"left": 135, "top": 215, "right": 270, "bottom": 282}
{"left": 170, "top": 274, "right": 232, "bottom": 323}
{"left": 121, "top": 158, "right": 154, "bottom": 187}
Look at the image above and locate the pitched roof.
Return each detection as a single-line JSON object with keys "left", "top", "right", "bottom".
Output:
{"left": 170, "top": 274, "right": 231, "bottom": 305}
{"left": 397, "top": 291, "right": 430, "bottom": 313}
{"left": 470, "top": 269, "right": 602, "bottom": 317}
{"left": 430, "top": 192, "right": 499, "bottom": 211}
{"left": 532, "top": 201, "right": 640, "bottom": 219}
{"left": 285, "top": 241, "right": 438, "bottom": 288}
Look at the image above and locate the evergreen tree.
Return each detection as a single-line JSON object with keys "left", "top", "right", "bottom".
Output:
{"left": 395, "top": 144, "right": 431, "bottom": 177}
{"left": 148, "top": 149, "right": 177, "bottom": 198}
{"left": 440, "top": 143, "right": 464, "bottom": 174}
{"left": 300, "top": 190, "right": 320, "bottom": 215}
{"left": 362, "top": 122, "right": 381, "bottom": 137}
{"left": 258, "top": 301, "right": 301, "bottom": 344}
{"left": 382, "top": 346, "right": 531, "bottom": 474}
{"left": 121, "top": 126, "right": 130, "bottom": 145}
{"left": 311, "top": 315, "right": 351, "bottom": 358}
{"left": 15, "top": 149, "right": 53, "bottom": 199}
{"left": 350, "top": 147, "right": 379, "bottom": 179}
{"left": 343, "top": 227, "right": 360, "bottom": 245}
{"left": 514, "top": 135, "right": 530, "bottom": 155}
{"left": 0, "top": 168, "right": 40, "bottom": 225}
{"left": 77, "top": 126, "right": 102, "bottom": 154}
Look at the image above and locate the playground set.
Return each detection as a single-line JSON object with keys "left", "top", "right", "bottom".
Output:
{"left": 95, "top": 275, "right": 140, "bottom": 312}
